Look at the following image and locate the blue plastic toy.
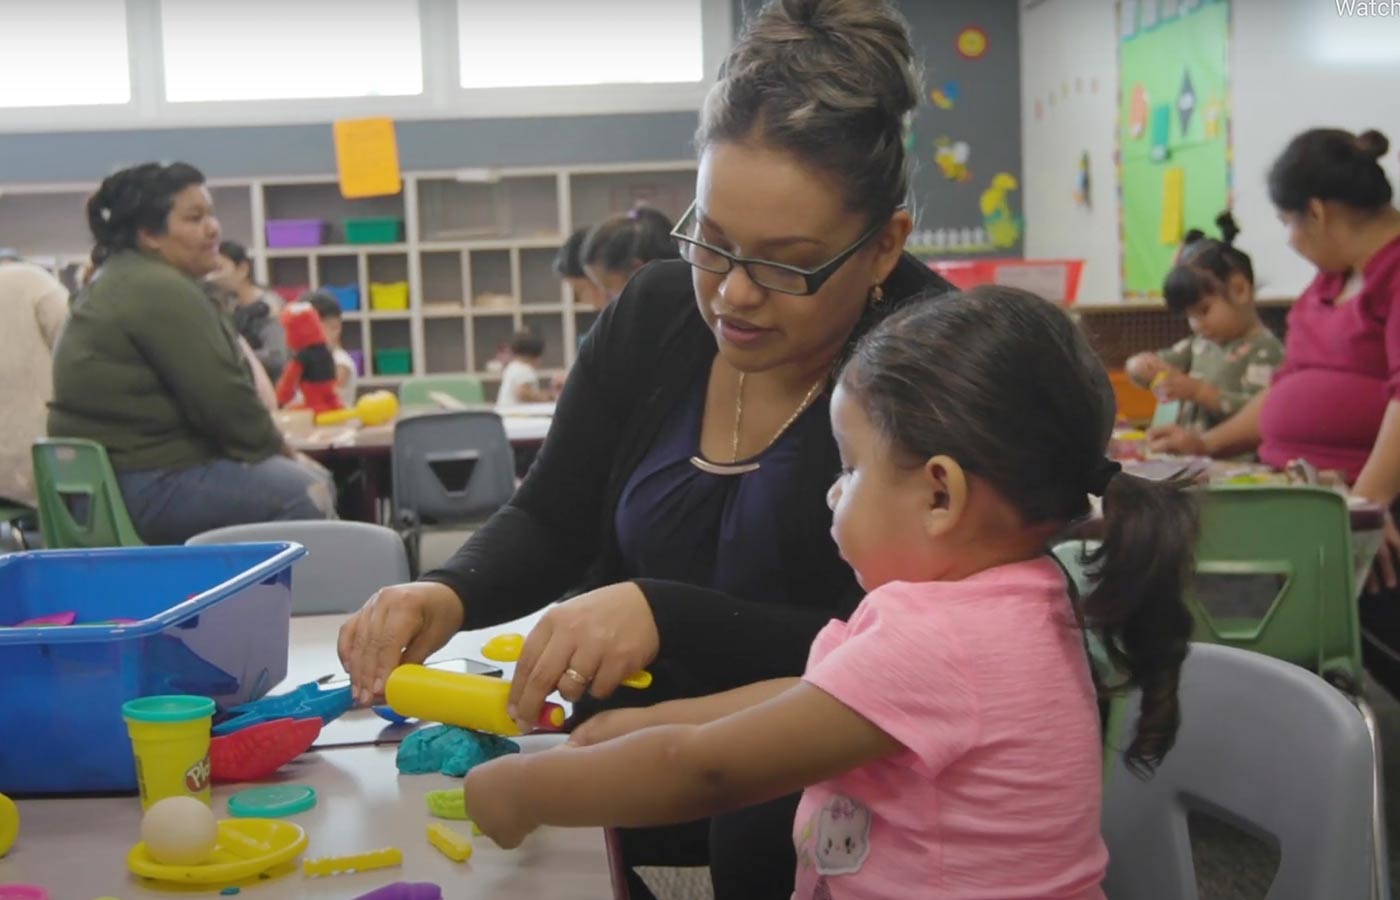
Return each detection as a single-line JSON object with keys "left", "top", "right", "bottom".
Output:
{"left": 213, "top": 681, "right": 353, "bottom": 736}
{"left": 372, "top": 705, "right": 411, "bottom": 725}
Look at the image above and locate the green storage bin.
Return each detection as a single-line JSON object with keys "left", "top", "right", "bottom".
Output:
{"left": 374, "top": 348, "right": 413, "bottom": 375}
{"left": 344, "top": 217, "right": 403, "bottom": 244}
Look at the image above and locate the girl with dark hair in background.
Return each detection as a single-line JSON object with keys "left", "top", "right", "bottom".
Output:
{"left": 1150, "top": 128, "right": 1400, "bottom": 694}
{"left": 580, "top": 205, "right": 680, "bottom": 304}
{"left": 48, "top": 161, "right": 334, "bottom": 545}
{"left": 554, "top": 225, "right": 606, "bottom": 311}
{"left": 1127, "top": 211, "right": 1283, "bottom": 433}
{"left": 466, "top": 287, "right": 1194, "bottom": 900}
{"left": 211, "top": 239, "right": 288, "bottom": 381}
{"left": 336, "top": 1, "right": 988, "bottom": 894}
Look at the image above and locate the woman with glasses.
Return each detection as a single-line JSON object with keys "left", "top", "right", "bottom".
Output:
{"left": 338, "top": 1, "right": 950, "bottom": 895}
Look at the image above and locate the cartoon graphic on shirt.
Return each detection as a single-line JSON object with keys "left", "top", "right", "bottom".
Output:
{"left": 795, "top": 795, "right": 874, "bottom": 898}
{"left": 803, "top": 795, "right": 874, "bottom": 873}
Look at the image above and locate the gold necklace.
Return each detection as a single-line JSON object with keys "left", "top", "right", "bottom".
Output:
{"left": 691, "top": 371, "right": 827, "bottom": 476}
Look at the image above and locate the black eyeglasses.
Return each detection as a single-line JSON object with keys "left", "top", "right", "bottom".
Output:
{"left": 669, "top": 201, "right": 887, "bottom": 296}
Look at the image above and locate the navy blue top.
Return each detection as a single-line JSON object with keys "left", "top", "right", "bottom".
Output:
{"left": 616, "top": 378, "right": 831, "bottom": 607}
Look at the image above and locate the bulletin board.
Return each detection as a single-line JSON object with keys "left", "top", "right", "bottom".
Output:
{"left": 1118, "top": 0, "right": 1231, "bottom": 297}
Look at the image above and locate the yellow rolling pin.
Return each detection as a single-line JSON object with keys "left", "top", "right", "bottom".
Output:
{"left": 384, "top": 665, "right": 566, "bottom": 737}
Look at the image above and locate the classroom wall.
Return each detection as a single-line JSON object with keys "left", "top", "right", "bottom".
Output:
{"left": 1019, "top": 0, "right": 1120, "bottom": 305}
{"left": 0, "top": 113, "right": 703, "bottom": 184}
{"left": 6, "top": 0, "right": 1023, "bottom": 255}
{"left": 1021, "top": 0, "right": 1400, "bottom": 305}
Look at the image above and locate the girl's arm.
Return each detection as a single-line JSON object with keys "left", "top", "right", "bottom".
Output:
{"left": 1200, "top": 388, "right": 1267, "bottom": 456}
{"left": 465, "top": 681, "right": 900, "bottom": 847}
{"left": 569, "top": 678, "right": 799, "bottom": 746}
{"left": 515, "top": 381, "right": 555, "bottom": 403}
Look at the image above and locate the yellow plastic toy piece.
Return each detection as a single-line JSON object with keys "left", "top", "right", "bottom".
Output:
{"left": 478, "top": 632, "right": 654, "bottom": 689}
{"left": 127, "top": 818, "right": 307, "bottom": 884}
{"left": 426, "top": 823, "right": 473, "bottom": 862}
{"left": 386, "top": 665, "right": 564, "bottom": 736}
{"left": 301, "top": 846, "right": 403, "bottom": 878}
{"left": 0, "top": 792, "right": 18, "bottom": 857}
{"left": 480, "top": 633, "right": 524, "bottom": 663}
{"left": 314, "top": 390, "right": 399, "bottom": 427}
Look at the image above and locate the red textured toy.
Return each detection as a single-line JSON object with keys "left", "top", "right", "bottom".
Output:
{"left": 276, "top": 301, "right": 344, "bottom": 415}
{"left": 210, "top": 717, "right": 322, "bottom": 783}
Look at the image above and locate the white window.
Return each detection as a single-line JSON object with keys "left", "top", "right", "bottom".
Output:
{"left": 160, "top": 0, "right": 423, "bottom": 103}
{"left": 0, "top": 2, "right": 131, "bottom": 108}
{"left": 457, "top": 0, "right": 705, "bottom": 89}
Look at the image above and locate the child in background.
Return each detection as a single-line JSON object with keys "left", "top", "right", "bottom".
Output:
{"left": 581, "top": 205, "right": 680, "bottom": 305}
{"left": 465, "top": 287, "right": 1196, "bottom": 899}
{"left": 554, "top": 226, "right": 606, "bottom": 311}
{"left": 304, "top": 290, "right": 357, "bottom": 406}
{"left": 496, "top": 328, "right": 555, "bottom": 407}
{"left": 211, "top": 240, "right": 288, "bottom": 381}
{"left": 1126, "top": 212, "right": 1283, "bottom": 431}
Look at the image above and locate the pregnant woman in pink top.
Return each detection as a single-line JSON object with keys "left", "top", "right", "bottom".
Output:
{"left": 1151, "top": 127, "right": 1400, "bottom": 692}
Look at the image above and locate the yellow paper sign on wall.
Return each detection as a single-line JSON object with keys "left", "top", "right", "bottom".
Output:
{"left": 333, "top": 118, "right": 402, "bottom": 199}
{"left": 1160, "top": 166, "right": 1185, "bottom": 245}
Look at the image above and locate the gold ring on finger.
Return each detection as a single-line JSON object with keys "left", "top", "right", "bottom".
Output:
{"left": 564, "top": 667, "right": 591, "bottom": 686}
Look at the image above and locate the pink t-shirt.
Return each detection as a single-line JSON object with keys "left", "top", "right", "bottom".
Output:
{"left": 792, "top": 559, "right": 1106, "bottom": 900}
{"left": 1259, "top": 233, "right": 1400, "bottom": 482}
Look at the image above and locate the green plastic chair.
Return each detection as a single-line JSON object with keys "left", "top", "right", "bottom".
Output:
{"left": 399, "top": 375, "right": 486, "bottom": 408}
{"left": 31, "top": 438, "right": 145, "bottom": 548}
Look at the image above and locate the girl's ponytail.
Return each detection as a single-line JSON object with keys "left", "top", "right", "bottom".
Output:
{"left": 1084, "top": 473, "right": 1197, "bottom": 775}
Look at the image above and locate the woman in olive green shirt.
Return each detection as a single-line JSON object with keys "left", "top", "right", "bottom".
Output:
{"left": 49, "top": 162, "right": 334, "bottom": 544}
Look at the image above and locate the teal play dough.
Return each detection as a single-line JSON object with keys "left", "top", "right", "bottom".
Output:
{"left": 396, "top": 725, "right": 518, "bottom": 777}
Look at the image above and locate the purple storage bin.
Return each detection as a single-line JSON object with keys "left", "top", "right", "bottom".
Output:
{"left": 265, "top": 219, "right": 325, "bottom": 248}
{"left": 347, "top": 349, "right": 365, "bottom": 375}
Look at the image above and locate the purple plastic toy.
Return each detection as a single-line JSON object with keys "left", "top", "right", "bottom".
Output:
{"left": 350, "top": 884, "right": 442, "bottom": 900}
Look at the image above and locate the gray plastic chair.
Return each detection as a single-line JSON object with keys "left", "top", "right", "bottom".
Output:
{"left": 391, "top": 410, "right": 516, "bottom": 573}
{"left": 1102, "top": 643, "right": 1376, "bottom": 900}
{"left": 186, "top": 520, "right": 410, "bottom": 615}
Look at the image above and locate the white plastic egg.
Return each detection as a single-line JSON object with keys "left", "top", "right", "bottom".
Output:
{"left": 140, "top": 796, "right": 218, "bottom": 866}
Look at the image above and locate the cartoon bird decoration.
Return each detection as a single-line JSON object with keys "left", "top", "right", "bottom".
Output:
{"left": 934, "top": 139, "right": 972, "bottom": 182}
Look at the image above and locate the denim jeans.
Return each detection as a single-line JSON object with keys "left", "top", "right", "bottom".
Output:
{"left": 118, "top": 455, "right": 335, "bottom": 545}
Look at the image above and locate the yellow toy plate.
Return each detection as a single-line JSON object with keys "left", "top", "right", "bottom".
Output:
{"left": 127, "top": 818, "right": 307, "bottom": 884}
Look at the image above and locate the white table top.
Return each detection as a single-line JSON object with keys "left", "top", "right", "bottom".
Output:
{"left": 0, "top": 613, "right": 613, "bottom": 900}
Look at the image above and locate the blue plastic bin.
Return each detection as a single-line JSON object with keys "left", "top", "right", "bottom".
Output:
{"left": 0, "top": 542, "right": 305, "bottom": 795}
{"left": 325, "top": 284, "right": 361, "bottom": 312}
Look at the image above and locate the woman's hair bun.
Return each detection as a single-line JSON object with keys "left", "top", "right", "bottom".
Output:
{"left": 1214, "top": 210, "right": 1241, "bottom": 245}
{"left": 1358, "top": 129, "right": 1390, "bottom": 160}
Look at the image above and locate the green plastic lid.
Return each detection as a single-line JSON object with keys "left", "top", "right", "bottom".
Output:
{"left": 122, "top": 695, "right": 216, "bottom": 723}
{"left": 227, "top": 784, "right": 317, "bottom": 818}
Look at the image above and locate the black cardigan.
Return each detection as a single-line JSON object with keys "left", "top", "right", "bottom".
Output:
{"left": 423, "top": 254, "right": 953, "bottom": 693}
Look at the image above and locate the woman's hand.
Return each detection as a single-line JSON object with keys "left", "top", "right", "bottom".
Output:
{"left": 464, "top": 756, "right": 537, "bottom": 849}
{"left": 336, "top": 581, "right": 465, "bottom": 705}
{"left": 1367, "top": 511, "right": 1400, "bottom": 593}
{"left": 507, "top": 583, "right": 659, "bottom": 731}
{"left": 568, "top": 706, "right": 657, "bottom": 747}
{"left": 1148, "top": 425, "right": 1208, "bottom": 456}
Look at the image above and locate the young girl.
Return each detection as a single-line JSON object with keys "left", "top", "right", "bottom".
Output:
{"left": 580, "top": 205, "right": 680, "bottom": 305}
{"left": 464, "top": 287, "right": 1196, "bottom": 898}
{"left": 1128, "top": 212, "right": 1283, "bottom": 432}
